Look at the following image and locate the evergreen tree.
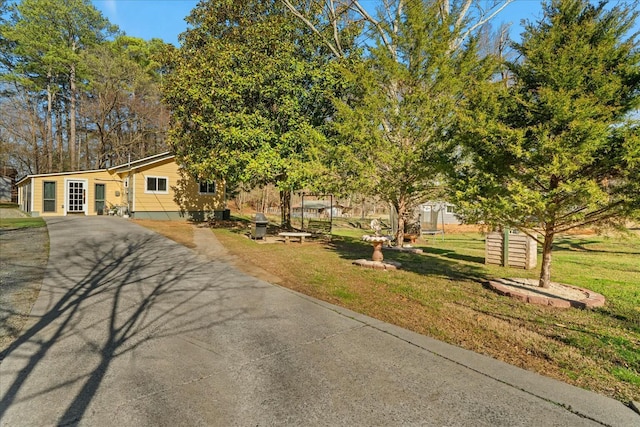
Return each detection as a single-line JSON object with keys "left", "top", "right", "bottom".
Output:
{"left": 323, "top": 0, "right": 492, "bottom": 245}
{"left": 452, "top": 0, "right": 640, "bottom": 287}
{"left": 282, "top": 0, "right": 510, "bottom": 245}
{"left": 1, "top": 0, "right": 116, "bottom": 171}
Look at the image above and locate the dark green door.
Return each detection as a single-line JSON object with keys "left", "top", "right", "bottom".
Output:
{"left": 95, "top": 184, "right": 105, "bottom": 214}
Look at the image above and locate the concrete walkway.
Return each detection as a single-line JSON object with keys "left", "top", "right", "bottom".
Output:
{"left": 0, "top": 217, "right": 637, "bottom": 426}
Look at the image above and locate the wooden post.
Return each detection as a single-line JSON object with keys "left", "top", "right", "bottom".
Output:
{"left": 502, "top": 228, "right": 509, "bottom": 267}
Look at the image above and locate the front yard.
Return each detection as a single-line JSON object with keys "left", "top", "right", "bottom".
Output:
{"left": 136, "top": 219, "right": 640, "bottom": 403}
{"left": 0, "top": 214, "right": 48, "bottom": 357}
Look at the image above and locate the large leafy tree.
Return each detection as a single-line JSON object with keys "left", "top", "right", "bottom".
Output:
{"left": 452, "top": 0, "right": 640, "bottom": 288}
{"left": 164, "top": 0, "right": 334, "bottom": 227}
{"left": 283, "top": 0, "right": 511, "bottom": 245}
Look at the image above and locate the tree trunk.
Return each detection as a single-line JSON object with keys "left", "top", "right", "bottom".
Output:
{"left": 96, "top": 122, "right": 105, "bottom": 168}
{"left": 56, "top": 108, "right": 64, "bottom": 171}
{"left": 394, "top": 197, "right": 407, "bottom": 248}
{"left": 46, "top": 72, "right": 53, "bottom": 173}
{"left": 30, "top": 100, "right": 40, "bottom": 174}
{"left": 70, "top": 61, "right": 77, "bottom": 170}
{"left": 280, "top": 190, "right": 291, "bottom": 230}
{"left": 235, "top": 190, "right": 245, "bottom": 211}
{"left": 84, "top": 121, "right": 90, "bottom": 170}
{"left": 539, "top": 231, "right": 555, "bottom": 288}
{"left": 261, "top": 186, "right": 268, "bottom": 213}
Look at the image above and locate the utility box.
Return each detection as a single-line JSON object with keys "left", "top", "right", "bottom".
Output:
{"left": 252, "top": 213, "right": 268, "bottom": 240}
{"left": 486, "top": 231, "right": 537, "bottom": 269}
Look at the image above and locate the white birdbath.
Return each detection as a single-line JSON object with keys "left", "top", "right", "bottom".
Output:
{"left": 362, "top": 235, "right": 389, "bottom": 262}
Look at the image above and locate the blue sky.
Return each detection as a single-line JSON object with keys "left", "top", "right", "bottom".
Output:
{"left": 91, "top": 0, "right": 546, "bottom": 47}
{"left": 92, "top": 0, "right": 198, "bottom": 45}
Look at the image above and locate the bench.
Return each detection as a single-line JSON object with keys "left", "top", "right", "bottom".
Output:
{"left": 421, "top": 229, "right": 444, "bottom": 241}
{"left": 278, "top": 232, "right": 312, "bottom": 244}
{"left": 307, "top": 219, "right": 332, "bottom": 234}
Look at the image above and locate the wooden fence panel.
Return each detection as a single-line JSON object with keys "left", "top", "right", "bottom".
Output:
{"left": 485, "top": 232, "right": 537, "bottom": 269}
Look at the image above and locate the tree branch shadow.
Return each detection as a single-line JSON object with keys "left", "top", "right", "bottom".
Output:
{"left": 0, "top": 220, "right": 265, "bottom": 425}
{"left": 326, "top": 235, "right": 488, "bottom": 282}
{"left": 552, "top": 237, "right": 640, "bottom": 256}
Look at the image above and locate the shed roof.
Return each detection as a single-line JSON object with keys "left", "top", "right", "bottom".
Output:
{"left": 293, "top": 200, "right": 343, "bottom": 210}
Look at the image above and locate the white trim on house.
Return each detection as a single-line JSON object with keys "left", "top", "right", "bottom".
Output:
{"left": 132, "top": 174, "right": 136, "bottom": 212}
{"left": 108, "top": 152, "right": 173, "bottom": 173}
{"left": 64, "top": 178, "right": 89, "bottom": 216}
{"left": 16, "top": 169, "right": 106, "bottom": 186}
{"left": 29, "top": 180, "right": 34, "bottom": 213}
{"left": 144, "top": 176, "right": 169, "bottom": 194}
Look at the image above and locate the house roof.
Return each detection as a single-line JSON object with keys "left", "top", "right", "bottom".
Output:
{"left": 15, "top": 152, "right": 175, "bottom": 185}
{"left": 15, "top": 168, "right": 107, "bottom": 186}
{"left": 108, "top": 152, "right": 174, "bottom": 173}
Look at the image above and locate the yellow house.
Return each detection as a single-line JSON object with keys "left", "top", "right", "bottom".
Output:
{"left": 16, "top": 152, "right": 227, "bottom": 220}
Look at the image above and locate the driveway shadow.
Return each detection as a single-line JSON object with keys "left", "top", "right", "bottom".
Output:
{"left": 0, "top": 219, "right": 264, "bottom": 425}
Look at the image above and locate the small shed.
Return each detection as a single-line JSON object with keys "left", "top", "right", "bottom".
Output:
{"left": 418, "top": 201, "right": 461, "bottom": 227}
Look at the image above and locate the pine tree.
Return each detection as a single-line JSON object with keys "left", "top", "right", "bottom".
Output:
{"left": 325, "top": 0, "right": 492, "bottom": 245}
{"left": 453, "top": 0, "right": 640, "bottom": 287}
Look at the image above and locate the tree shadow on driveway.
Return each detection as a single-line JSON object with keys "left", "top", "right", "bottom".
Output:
{"left": 0, "top": 218, "right": 265, "bottom": 425}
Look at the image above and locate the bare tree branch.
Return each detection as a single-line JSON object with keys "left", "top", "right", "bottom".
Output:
{"left": 281, "top": 0, "right": 344, "bottom": 57}
{"left": 350, "top": 0, "right": 396, "bottom": 58}
{"left": 327, "top": 0, "right": 345, "bottom": 58}
{"left": 453, "top": 0, "right": 514, "bottom": 51}
{"left": 282, "top": 0, "right": 513, "bottom": 58}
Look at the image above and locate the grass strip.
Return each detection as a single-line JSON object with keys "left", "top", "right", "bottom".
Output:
{"left": 0, "top": 217, "right": 46, "bottom": 229}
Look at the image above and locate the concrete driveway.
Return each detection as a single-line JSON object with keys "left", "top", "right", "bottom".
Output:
{"left": 0, "top": 216, "right": 636, "bottom": 426}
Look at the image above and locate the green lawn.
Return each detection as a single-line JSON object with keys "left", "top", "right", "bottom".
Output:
{"left": 0, "top": 217, "right": 46, "bottom": 229}
{"left": 213, "top": 226, "right": 640, "bottom": 403}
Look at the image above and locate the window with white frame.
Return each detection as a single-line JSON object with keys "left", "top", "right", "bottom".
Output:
{"left": 446, "top": 205, "right": 456, "bottom": 214}
{"left": 145, "top": 176, "right": 168, "bottom": 194}
{"left": 198, "top": 181, "right": 216, "bottom": 194}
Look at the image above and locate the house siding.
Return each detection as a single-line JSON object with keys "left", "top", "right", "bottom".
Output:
{"left": 127, "top": 158, "right": 225, "bottom": 220}
{"left": 15, "top": 154, "right": 225, "bottom": 220}
{"left": 17, "top": 170, "right": 123, "bottom": 216}
{"left": 130, "top": 159, "right": 178, "bottom": 215}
